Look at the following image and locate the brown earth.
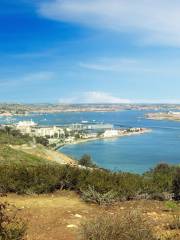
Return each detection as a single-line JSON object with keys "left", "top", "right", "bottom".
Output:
{"left": 1, "top": 191, "right": 180, "bottom": 240}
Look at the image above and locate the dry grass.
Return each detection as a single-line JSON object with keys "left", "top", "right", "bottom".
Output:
{"left": 80, "top": 210, "right": 156, "bottom": 240}
{"left": 0, "top": 192, "right": 180, "bottom": 240}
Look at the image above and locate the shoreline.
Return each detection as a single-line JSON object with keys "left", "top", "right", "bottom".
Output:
{"left": 56, "top": 128, "right": 151, "bottom": 151}
{"left": 147, "top": 116, "right": 180, "bottom": 122}
{"left": 146, "top": 113, "right": 180, "bottom": 122}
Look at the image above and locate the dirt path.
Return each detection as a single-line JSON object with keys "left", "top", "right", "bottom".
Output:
{"left": 1, "top": 192, "right": 96, "bottom": 240}
{"left": 1, "top": 192, "right": 179, "bottom": 240}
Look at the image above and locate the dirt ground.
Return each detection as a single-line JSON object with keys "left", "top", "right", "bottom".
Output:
{"left": 1, "top": 191, "right": 180, "bottom": 240}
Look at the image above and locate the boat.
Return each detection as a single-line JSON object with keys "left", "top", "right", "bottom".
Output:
{"left": 81, "top": 120, "right": 88, "bottom": 123}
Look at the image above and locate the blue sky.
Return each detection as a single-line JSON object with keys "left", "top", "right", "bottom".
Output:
{"left": 1, "top": 0, "right": 180, "bottom": 103}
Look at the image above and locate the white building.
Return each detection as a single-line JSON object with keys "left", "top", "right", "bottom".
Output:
{"left": 16, "top": 120, "right": 37, "bottom": 128}
{"left": 168, "top": 111, "right": 180, "bottom": 115}
{"left": 16, "top": 120, "right": 65, "bottom": 139}
{"left": 16, "top": 120, "right": 37, "bottom": 135}
{"left": 64, "top": 136, "right": 75, "bottom": 143}
{"left": 102, "top": 129, "right": 119, "bottom": 138}
{"left": 33, "top": 127, "right": 65, "bottom": 138}
{"left": 82, "top": 133, "right": 97, "bottom": 139}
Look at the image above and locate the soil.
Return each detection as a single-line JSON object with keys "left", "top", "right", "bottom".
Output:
{"left": 1, "top": 191, "right": 179, "bottom": 240}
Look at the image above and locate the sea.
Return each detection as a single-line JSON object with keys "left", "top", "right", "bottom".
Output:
{"left": 1, "top": 110, "right": 180, "bottom": 173}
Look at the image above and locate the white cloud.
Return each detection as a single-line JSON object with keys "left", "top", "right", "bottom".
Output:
{"left": 38, "top": 0, "right": 180, "bottom": 46}
{"left": 0, "top": 71, "right": 55, "bottom": 87}
{"left": 79, "top": 58, "right": 154, "bottom": 72}
{"left": 134, "top": 98, "right": 180, "bottom": 104}
{"left": 58, "top": 97, "right": 78, "bottom": 104}
{"left": 22, "top": 72, "right": 55, "bottom": 82}
{"left": 59, "top": 91, "right": 131, "bottom": 104}
{"left": 83, "top": 91, "right": 131, "bottom": 103}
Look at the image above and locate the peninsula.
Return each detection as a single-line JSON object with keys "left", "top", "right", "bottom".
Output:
{"left": 0, "top": 120, "right": 150, "bottom": 152}
{"left": 146, "top": 111, "right": 180, "bottom": 121}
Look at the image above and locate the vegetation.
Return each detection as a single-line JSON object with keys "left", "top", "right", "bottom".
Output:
{"left": 0, "top": 127, "right": 32, "bottom": 145}
{"left": 0, "top": 202, "right": 26, "bottom": 240}
{"left": 172, "top": 168, "right": 180, "bottom": 200}
{"left": 81, "top": 186, "right": 118, "bottom": 205}
{"left": 0, "top": 145, "right": 47, "bottom": 165}
{"left": 34, "top": 136, "right": 49, "bottom": 147}
{"left": 0, "top": 150, "right": 179, "bottom": 201}
{"left": 80, "top": 211, "right": 157, "bottom": 240}
{"left": 0, "top": 129, "right": 179, "bottom": 202}
{"left": 0, "top": 125, "right": 180, "bottom": 240}
{"left": 78, "top": 154, "right": 97, "bottom": 168}
{"left": 143, "top": 163, "right": 178, "bottom": 195}
{"left": 165, "top": 201, "right": 180, "bottom": 230}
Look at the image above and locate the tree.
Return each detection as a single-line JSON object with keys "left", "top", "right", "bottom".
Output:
{"left": 172, "top": 168, "right": 180, "bottom": 200}
{"left": 78, "top": 154, "right": 96, "bottom": 168}
{"left": 153, "top": 163, "right": 170, "bottom": 174}
{"left": 35, "top": 136, "right": 49, "bottom": 146}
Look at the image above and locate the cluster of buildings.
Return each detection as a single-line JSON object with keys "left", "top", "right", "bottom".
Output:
{"left": 2, "top": 120, "right": 145, "bottom": 146}
{"left": 70, "top": 123, "right": 113, "bottom": 131}
{"left": 15, "top": 120, "right": 66, "bottom": 144}
{"left": 12, "top": 120, "right": 121, "bottom": 145}
{"left": 167, "top": 111, "right": 180, "bottom": 115}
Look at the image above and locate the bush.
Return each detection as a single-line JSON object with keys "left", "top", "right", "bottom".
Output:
{"left": 0, "top": 159, "right": 179, "bottom": 203}
{"left": 0, "top": 128, "right": 32, "bottom": 145}
{"left": 81, "top": 186, "right": 118, "bottom": 205}
{"left": 78, "top": 154, "right": 96, "bottom": 168}
{"left": 0, "top": 161, "right": 144, "bottom": 199}
{"left": 165, "top": 201, "right": 180, "bottom": 230}
{"left": 150, "top": 192, "right": 166, "bottom": 201}
{"left": 0, "top": 162, "right": 66, "bottom": 194}
{"left": 80, "top": 211, "right": 157, "bottom": 240}
{"left": 143, "top": 164, "right": 179, "bottom": 195}
{"left": 172, "top": 168, "right": 180, "bottom": 200}
{"left": 168, "top": 214, "right": 180, "bottom": 230}
{"left": 35, "top": 136, "right": 49, "bottom": 147}
{"left": 0, "top": 202, "right": 26, "bottom": 240}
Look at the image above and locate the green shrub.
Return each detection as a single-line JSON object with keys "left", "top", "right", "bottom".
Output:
{"left": 0, "top": 128, "right": 32, "bottom": 145}
{"left": 0, "top": 158, "right": 179, "bottom": 203}
{"left": 150, "top": 192, "right": 166, "bottom": 201}
{"left": 0, "top": 202, "right": 27, "bottom": 240}
{"left": 35, "top": 136, "right": 49, "bottom": 147}
{"left": 81, "top": 186, "right": 118, "bottom": 205}
{"left": 78, "top": 154, "right": 96, "bottom": 168}
{"left": 0, "top": 162, "right": 65, "bottom": 194}
{"left": 168, "top": 214, "right": 180, "bottom": 230}
{"left": 143, "top": 164, "right": 179, "bottom": 195}
{"left": 165, "top": 201, "right": 180, "bottom": 230}
{"left": 80, "top": 210, "right": 157, "bottom": 240}
{"left": 172, "top": 168, "right": 180, "bottom": 200}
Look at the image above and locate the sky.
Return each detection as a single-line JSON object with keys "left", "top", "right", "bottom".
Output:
{"left": 1, "top": 0, "right": 180, "bottom": 103}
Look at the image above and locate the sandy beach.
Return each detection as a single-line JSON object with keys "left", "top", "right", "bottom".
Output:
{"left": 58, "top": 128, "right": 151, "bottom": 150}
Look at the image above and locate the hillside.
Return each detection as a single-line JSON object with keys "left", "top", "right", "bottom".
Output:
{"left": 0, "top": 128, "right": 179, "bottom": 240}
{"left": 0, "top": 145, "right": 47, "bottom": 165}
{"left": 12, "top": 144, "right": 76, "bottom": 166}
{"left": 0, "top": 127, "right": 76, "bottom": 166}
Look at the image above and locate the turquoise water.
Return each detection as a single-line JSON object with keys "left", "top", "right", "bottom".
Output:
{"left": 59, "top": 111, "right": 180, "bottom": 173}
{"left": 1, "top": 110, "right": 180, "bottom": 173}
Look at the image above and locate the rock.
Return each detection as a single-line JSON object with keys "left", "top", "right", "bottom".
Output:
{"left": 74, "top": 214, "right": 82, "bottom": 218}
{"left": 120, "top": 207, "right": 125, "bottom": 210}
{"left": 67, "top": 224, "right": 78, "bottom": 228}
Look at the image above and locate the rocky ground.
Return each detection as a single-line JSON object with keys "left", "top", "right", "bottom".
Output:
{"left": 1, "top": 191, "right": 179, "bottom": 240}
